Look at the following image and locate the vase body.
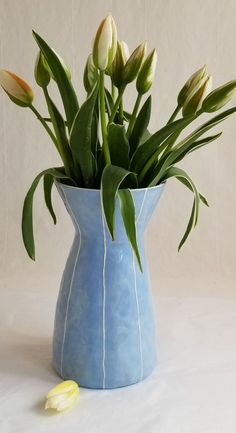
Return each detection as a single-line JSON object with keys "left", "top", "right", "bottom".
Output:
{"left": 53, "top": 182, "right": 164, "bottom": 389}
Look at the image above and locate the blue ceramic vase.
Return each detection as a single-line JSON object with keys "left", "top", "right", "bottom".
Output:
{"left": 53, "top": 181, "right": 164, "bottom": 389}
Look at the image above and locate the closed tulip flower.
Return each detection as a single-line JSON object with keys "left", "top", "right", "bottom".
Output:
{"left": 0, "top": 69, "right": 34, "bottom": 107}
{"left": 136, "top": 49, "right": 157, "bottom": 94}
{"left": 182, "top": 74, "right": 212, "bottom": 116}
{"left": 202, "top": 80, "right": 236, "bottom": 112}
{"left": 34, "top": 51, "right": 51, "bottom": 87}
{"left": 122, "top": 42, "right": 147, "bottom": 84}
{"left": 178, "top": 65, "right": 206, "bottom": 107}
{"left": 93, "top": 14, "right": 117, "bottom": 71}
{"left": 83, "top": 53, "right": 99, "bottom": 93}
{"left": 110, "top": 40, "right": 129, "bottom": 88}
{"left": 45, "top": 380, "right": 80, "bottom": 412}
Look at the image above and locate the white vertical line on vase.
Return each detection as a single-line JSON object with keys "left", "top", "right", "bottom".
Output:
{"left": 133, "top": 188, "right": 148, "bottom": 380}
{"left": 101, "top": 206, "right": 107, "bottom": 389}
{"left": 59, "top": 185, "right": 82, "bottom": 377}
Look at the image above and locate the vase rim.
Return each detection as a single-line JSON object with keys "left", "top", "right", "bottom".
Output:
{"left": 55, "top": 179, "right": 165, "bottom": 193}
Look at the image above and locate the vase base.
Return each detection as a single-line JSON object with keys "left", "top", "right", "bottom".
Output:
{"left": 52, "top": 361, "right": 156, "bottom": 390}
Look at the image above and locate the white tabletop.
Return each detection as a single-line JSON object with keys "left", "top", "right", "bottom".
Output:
{"left": 1, "top": 283, "right": 236, "bottom": 433}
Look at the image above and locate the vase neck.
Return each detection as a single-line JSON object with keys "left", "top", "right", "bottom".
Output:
{"left": 56, "top": 183, "right": 164, "bottom": 239}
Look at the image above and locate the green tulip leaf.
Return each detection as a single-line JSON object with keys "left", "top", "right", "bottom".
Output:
{"left": 131, "top": 115, "right": 195, "bottom": 174}
{"left": 172, "top": 132, "right": 222, "bottom": 164}
{"left": 160, "top": 166, "right": 200, "bottom": 250}
{"left": 108, "top": 123, "right": 130, "bottom": 169}
{"left": 129, "top": 95, "right": 151, "bottom": 157}
{"left": 101, "top": 164, "right": 137, "bottom": 240}
{"left": 70, "top": 84, "right": 98, "bottom": 187}
{"left": 32, "top": 31, "right": 79, "bottom": 130}
{"left": 105, "top": 88, "right": 114, "bottom": 117}
{"left": 150, "top": 107, "right": 236, "bottom": 185}
{"left": 22, "top": 167, "right": 76, "bottom": 260}
{"left": 43, "top": 174, "right": 57, "bottom": 224}
{"left": 118, "top": 189, "right": 142, "bottom": 271}
{"left": 43, "top": 88, "right": 75, "bottom": 179}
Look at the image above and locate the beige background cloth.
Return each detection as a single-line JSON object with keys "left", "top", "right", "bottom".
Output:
{"left": 0, "top": 1, "right": 236, "bottom": 432}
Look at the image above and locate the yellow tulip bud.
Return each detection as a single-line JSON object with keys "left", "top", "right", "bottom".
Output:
{"left": 178, "top": 65, "right": 206, "bottom": 107}
{"left": 0, "top": 69, "right": 34, "bottom": 107}
{"left": 202, "top": 80, "right": 236, "bottom": 112}
{"left": 34, "top": 51, "right": 51, "bottom": 87}
{"left": 182, "top": 74, "right": 212, "bottom": 116}
{"left": 45, "top": 380, "right": 80, "bottom": 412}
{"left": 92, "top": 14, "right": 117, "bottom": 71}
{"left": 122, "top": 42, "right": 147, "bottom": 84}
{"left": 136, "top": 49, "right": 157, "bottom": 94}
{"left": 110, "top": 40, "right": 130, "bottom": 88}
{"left": 83, "top": 53, "right": 99, "bottom": 93}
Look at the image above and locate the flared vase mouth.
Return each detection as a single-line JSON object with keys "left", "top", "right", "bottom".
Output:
{"left": 55, "top": 179, "right": 165, "bottom": 193}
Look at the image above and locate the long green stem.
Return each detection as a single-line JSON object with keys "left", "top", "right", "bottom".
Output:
{"left": 167, "top": 104, "right": 181, "bottom": 124}
{"left": 109, "top": 84, "right": 126, "bottom": 124}
{"left": 43, "top": 87, "right": 74, "bottom": 177}
{"left": 119, "top": 97, "right": 124, "bottom": 124}
{"left": 111, "top": 82, "right": 116, "bottom": 100}
{"left": 100, "top": 71, "right": 111, "bottom": 164}
{"left": 127, "top": 93, "right": 142, "bottom": 138}
{"left": 29, "top": 105, "right": 58, "bottom": 148}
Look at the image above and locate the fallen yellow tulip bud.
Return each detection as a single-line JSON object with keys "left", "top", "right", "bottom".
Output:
{"left": 45, "top": 380, "right": 80, "bottom": 412}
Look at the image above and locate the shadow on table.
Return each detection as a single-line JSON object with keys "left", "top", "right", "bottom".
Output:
{"left": 1, "top": 333, "right": 58, "bottom": 381}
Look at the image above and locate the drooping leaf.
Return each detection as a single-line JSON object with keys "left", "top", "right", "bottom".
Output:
{"left": 101, "top": 164, "right": 137, "bottom": 240}
{"left": 32, "top": 31, "right": 79, "bottom": 130}
{"left": 43, "top": 174, "right": 57, "bottom": 224}
{"left": 70, "top": 84, "right": 98, "bottom": 187}
{"left": 129, "top": 95, "right": 151, "bottom": 157}
{"left": 118, "top": 189, "right": 142, "bottom": 271}
{"left": 177, "top": 175, "right": 209, "bottom": 207}
{"left": 108, "top": 123, "right": 130, "bottom": 169}
{"left": 22, "top": 167, "right": 76, "bottom": 260}
{"left": 160, "top": 166, "right": 201, "bottom": 250}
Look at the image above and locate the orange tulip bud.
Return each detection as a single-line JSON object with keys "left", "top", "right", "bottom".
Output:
{"left": 0, "top": 69, "right": 33, "bottom": 107}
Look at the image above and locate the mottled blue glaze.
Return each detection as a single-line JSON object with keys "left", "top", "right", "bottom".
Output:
{"left": 53, "top": 181, "right": 164, "bottom": 389}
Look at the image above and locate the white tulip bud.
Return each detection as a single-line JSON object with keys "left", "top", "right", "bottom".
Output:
{"left": 110, "top": 40, "right": 130, "bottom": 88}
{"left": 122, "top": 42, "right": 147, "bottom": 84}
{"left": 136, "top": 49, "right": 157, "bottom": 94}
{"left": 182, "top": 74, "right": 212, "bottom": 116}
{"left": 178, "top": 65, "right": 207, "bottom": 107}
{"left": 92, "top": 14, "right": 117, "bottom": 71}
{"left": 202, "top": 80, "right": 236, "bottom": 112}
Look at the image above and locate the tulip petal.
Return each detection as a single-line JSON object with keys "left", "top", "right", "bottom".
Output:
{"left": 45, "top": 381, "right": 80, "bottom": 412}
{"left": 46, "top": 380, "right": 79, "bottom": 398}
{"left": 56, "top": 389, "right": 80, "bottom": 412}
{"left": 0, "top": 69, "right": 33, "bottom": 106}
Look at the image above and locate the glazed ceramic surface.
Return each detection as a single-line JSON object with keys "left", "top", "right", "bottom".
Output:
{"left": 53, "top": 181, "right": 164, "bottom": 389}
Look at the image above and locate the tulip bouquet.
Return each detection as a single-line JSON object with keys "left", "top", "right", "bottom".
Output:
{"left": 1, "top": 14, "right": 236, "bottom": 270}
